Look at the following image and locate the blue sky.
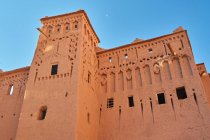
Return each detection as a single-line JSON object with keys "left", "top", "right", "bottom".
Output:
{"left": 0, "top": 0, "right": 210, "bottom": 72}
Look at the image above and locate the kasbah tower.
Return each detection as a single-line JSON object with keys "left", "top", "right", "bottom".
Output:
{"left": 0, "top": 10, "right": 210, "bottom": 140}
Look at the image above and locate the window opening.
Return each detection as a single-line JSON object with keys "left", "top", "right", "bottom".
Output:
{"left": 38, "top": 106, "right": 47, "bottom": 120}
{"left": 107, "top": 98, "right": 114, "bottom": 108}
{"left": 157, "top": 93, "right": 166, "bottom": 104}
{"left": 109, "top": 57, "right": 112, "bottom": 62}
{"left": 176, "top": 87, "right": 187, "bottom": 100}
{"left": 9, "top": 84, "right": 14, "bottom": 95}
{"left": 125, "top": 54, "right": 128, "bottom": 59}
{"left": 51, "top": 64, "right": 58, "bottom": 75}
{"left": 148, "top": 48, "right": 153, "bottom": 53}
{"left": 128, "top": 96, "right": 134, "bottom": 107}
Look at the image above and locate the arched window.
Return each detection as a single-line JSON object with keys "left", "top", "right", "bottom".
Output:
{"left": 47, "top": 25, "right": 53, "bottom": 37}
{"left": 38, "top": 106, "right": 47, "bottom": 120}
{"left": 65, "top": 22, "right": 70, "bottom": 31}
{"left": 56, "top": 24, "right": 61, "bottom": 33}
{"left": 73, "top": 21, "right": 79, "bottom": 29}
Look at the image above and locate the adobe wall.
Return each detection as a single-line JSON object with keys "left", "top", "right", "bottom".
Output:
{"left": 0, "top": 67, "right": 29, "bottom": 140}
{"left": 197, "top": 63, "right": 210, "bottom": 106}
{"left": 75, "top": 14, "right": 100, "bottom": 140}
{"left": 96, "top": 30, "right": 210, "bottom": 140}
{"left": 15, "top": 12, "right": 82, "bottom": 140}
{"left": 15, "top": 10, "right": 100, "bottom": 140}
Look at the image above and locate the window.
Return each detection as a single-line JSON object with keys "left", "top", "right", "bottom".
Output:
{"left": 107, "top": 98, "right": 114, "bottom": 108}
{"left": 38, "top": 106, "right": 47, "bottom": 120}
{"left": 125, "top": 54, "right": 128, "bottom": 59}
{"left": 128, "top": 96, "right": 134, "bottom": 107}
{"left": 109, "top": 57, "right": 112, "bottom": 62}
{"left": 8, "top": 84, "right": 14, "bottom": 95}
{"left": 157, "top": 93, "right": 166, "bottom": 104}
{"left": 51, "top": 64, "right": 58, "bottom": 75}
{"left": 74, "top": 21, "right": 78, "bottom": 29}
{"left": 148, "top": 48, "right": 153, "bottom": 53}
{"left": 88, "top": 72, "right": 91, "bottom": 83}
{"left": 56, "top": 25, "right": 61, "bottom": 32}
{"left": 176, "top": 87, "right": 187, "bottom": 100}
{"left": 75, "top": 24, "right": 78, "bottom": 29}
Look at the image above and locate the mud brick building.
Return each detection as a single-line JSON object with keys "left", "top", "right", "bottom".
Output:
{"left": 1, "top": 10, "right": 210, "bottom": 140}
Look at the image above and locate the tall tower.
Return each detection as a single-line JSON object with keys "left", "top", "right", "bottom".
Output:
{"left": 16, "top": 10, "right": 100, "bottom": 140}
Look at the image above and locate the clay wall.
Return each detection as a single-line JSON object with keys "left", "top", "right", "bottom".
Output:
{"left": 197, "top": 63, "right": 210, "bottom": 106}
{"left": 96, "top": 30, "right": 210, "bottom": 140}
{"left": 15, "top": 10, "right": 100, "bottom": 140}
{"left": 15, "top": 12, "right": 83, "bottom": 140}
{"left": 0, "top": 67, "right": 29, "bottom": 140}
{"left": 75, "top": 15, "right": 100, "bottom": 140}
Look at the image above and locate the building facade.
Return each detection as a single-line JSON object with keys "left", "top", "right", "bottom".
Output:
{"left": 0, "top": 10, "right": 210, "bottom": 140}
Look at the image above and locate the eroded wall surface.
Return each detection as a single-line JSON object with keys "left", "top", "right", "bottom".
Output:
{"left": 0, "top": 67, "right": 29, "bottom": 140}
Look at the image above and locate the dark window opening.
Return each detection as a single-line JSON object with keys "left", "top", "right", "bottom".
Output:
{"left": 75, "top": 24, "right": 78, "bottom": 29}
{"left": 51, "top": 64, "right": 58, "bottom": 75}
{"left": 148, "top": 48, "right": 153, "bottom": 53}
{"left": 157, "top": 93, "right": 166, "bottom": 104}
{"left": 125, "top": 54, "right": 128, "bottom": 59}
{"left": 176, "top": 87, "right": 187, "bottom": 100}
{"left": 109, "top": 57, "right": 112, "bottom": 62}
{"left": 107, "top": 98, "right": 114, "bottom": 108}
{"left": 128, "top": 96, "right": 134, "bottom": 107}
{"left": 8, "top": 84, "right": 14, "bottom": 95}
{"left": 38, "top": 106, "right": 47, "bottom": 120}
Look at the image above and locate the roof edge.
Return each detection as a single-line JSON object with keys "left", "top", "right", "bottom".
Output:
{"left": 97, "top": 30, "right": 186, "bottom": 55}
{"left": 40, "top": 10, "right": 100, "bottom": 43}
{"left": 0, "top": 66, "right": 30, "bottom": 76}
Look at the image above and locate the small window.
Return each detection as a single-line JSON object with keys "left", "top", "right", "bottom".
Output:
{"left": 57, "top": 25, "right": 61, "bottom": 32}
{"left": 128, "top": 96, "right": 134, "bottom": 107}
{"left": 8, "top": 84, "right": 14, "bottom": 95}
{"left": 51, "top": 64, "right": 58, "bottom": 75}
{"left": 88, "top": 72, "right": 91, "bottom": 83}
{"left": 109, "top": 57, "right": 112, "bottom": 62}
{"left": 38, "top": 106, "right": 47, "bottom": 120}
{"left": 125, "top": 54, "right": 128, "bottom": 59}
{"left": 148, "top": 48, "right": 153, "bottom": 53}
{"left": 157, "top": 93, "right": 166, "bottom": 104}
{"left": 176, "top": 87, "right": 187, "bottom": 100}
{"left": 107, "top": 98, "right": 114, "bottom": 108}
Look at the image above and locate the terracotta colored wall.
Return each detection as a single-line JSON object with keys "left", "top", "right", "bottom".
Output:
{"left": 1, "top": 10, "right": 210, "bottom": 140}
{"left": 15, "top": 13, "right": 83, "bottom": 140}
{"left": 197, "top": 63, "right": 210, "bottom": 106}
{"left": 75, "top": 16, "right": 100, "bottom": 140}
{"left": 15, "top": 11, "right": 100, "bottom": 140}
{"left": 96, "top": 31, "right": 210, "bottom": 140}
{"left": 0, "top": 67, "right": 29, "bottom": 140}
